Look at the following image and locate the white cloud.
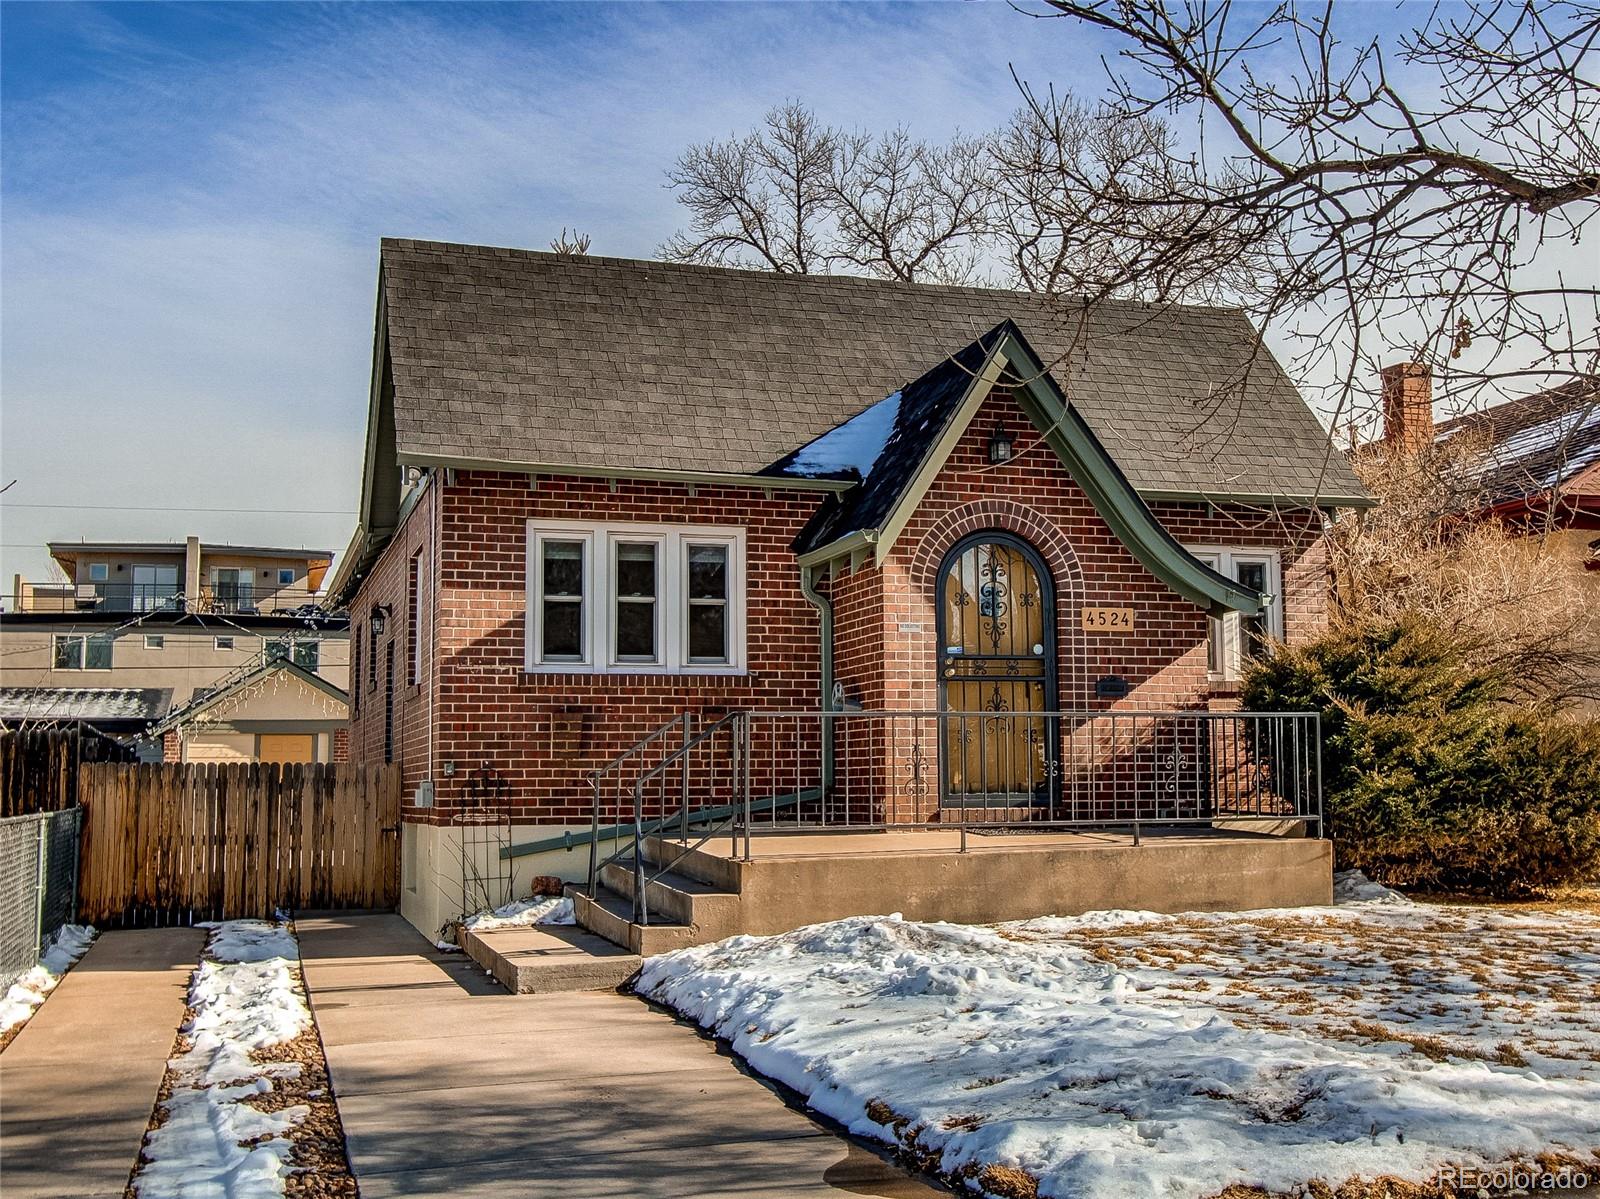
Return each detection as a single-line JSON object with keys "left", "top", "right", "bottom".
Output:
{"left": 0, "top": 3, "right": 1111, "bottom": 580}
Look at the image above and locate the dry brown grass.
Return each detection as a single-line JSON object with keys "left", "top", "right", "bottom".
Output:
{"left": 976, "top": 1163, "right": 1040, "bottom": 1199}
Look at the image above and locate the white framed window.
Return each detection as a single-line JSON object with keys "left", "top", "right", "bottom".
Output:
{"left": 214, "top": 635, "right": 235, "bottom": 651}
{"left": 88, "top": 562, "right": 109, "bottom": 582}
{"left": 54, "top": 633, "right": 114, "bottom": 671}
{"left": 278, "top": 568, "right": 296, "bottom": 586}
{"left": 1189, "top": 547, "right": 1283, "bottom": 680}
{"left": 525, "top": 520, "right": 746, "bottom": 674}
{"left": 144, "top": 634, "right": 165, "bottom": 650}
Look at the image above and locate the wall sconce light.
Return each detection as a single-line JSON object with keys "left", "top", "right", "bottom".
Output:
{"left": 370, "top": 604, "right": 391, "bottom": 636}
{"left": 987, "top": 423, "right": 1015, "bottom": 465}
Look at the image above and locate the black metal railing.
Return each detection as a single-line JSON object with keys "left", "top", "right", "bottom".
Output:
{"left": 8, "top": 582, "right": 328, "bottom": 615}
{"left": 587, "top": 708, "right": 1323, "bottom": 927}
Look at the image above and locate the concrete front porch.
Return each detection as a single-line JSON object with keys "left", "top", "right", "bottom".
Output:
{"left": 565, "top": 825, "right": 1333, "bottom": 960}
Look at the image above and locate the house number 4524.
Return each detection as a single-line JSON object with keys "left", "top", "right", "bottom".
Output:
{"left": 1080, "top": 607, "right": 1135, "bottom": 631}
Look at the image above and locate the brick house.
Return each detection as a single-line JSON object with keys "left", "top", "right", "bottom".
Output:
{"left": 328, "top": 239, "right": 1370, "bottom": 943}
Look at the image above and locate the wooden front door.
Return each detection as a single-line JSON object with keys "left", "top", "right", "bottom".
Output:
{"left": 936, "top": 532, "right": 1056, "bottom": 805}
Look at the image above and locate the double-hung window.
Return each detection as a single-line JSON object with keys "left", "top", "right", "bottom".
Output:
{"left": 526, "top": 521, "right": 745, "bottom": 673}
{"left": 1189, "top": 547, "right": 1283, "bottom": 680}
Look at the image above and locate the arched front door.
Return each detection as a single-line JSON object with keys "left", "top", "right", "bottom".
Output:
{"left": 935, "top": 532, "right": 1057, "bottom": 806}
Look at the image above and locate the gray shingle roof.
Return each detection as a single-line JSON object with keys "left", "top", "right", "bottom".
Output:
{"left": 379, "top": 238, "right": 1368, "bottom": 503}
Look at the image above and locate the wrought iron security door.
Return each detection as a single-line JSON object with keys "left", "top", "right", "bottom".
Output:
{"left": 936, "top": 532, "right": 1057, "bottom": 805}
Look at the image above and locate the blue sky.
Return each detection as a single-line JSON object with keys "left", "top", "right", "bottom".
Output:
{"left": 2, "top": 1, "right": 1131, "bottom": 583}
{"left": 1, "top": 1, "right": 1449, "bottom": 586}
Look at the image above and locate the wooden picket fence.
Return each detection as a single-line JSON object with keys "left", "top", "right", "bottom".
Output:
{"left": 77, "top": 762, "right": 401, "bottom": 927}
{"left": 0, "top": 727, "right": 137, "bottom": 817}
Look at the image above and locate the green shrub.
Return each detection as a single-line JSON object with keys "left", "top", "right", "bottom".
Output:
{"left": 1242, "top": 616, "right": 1600, "bottom": 898}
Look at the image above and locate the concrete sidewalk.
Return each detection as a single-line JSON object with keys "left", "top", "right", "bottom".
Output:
{"left": 0, "top": 927, "right": 203, "bottom": 1199}
{"left": 298, "top": 914, "right": 945, "bottom": 1198}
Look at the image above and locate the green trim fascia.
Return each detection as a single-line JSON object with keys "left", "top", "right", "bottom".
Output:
{"left": 500, "top": 787, "right": 820, "bottom": 861}
{"left": 795, "top": 529, "right": 878, "bottom": 570}
{"left": 872, "top": 346, "right": 1010, "bottom": 567}
{"left": 997, "top": 330, "right": 1263, "bottom": 617}
{"left": 1137, "top": 487, "right": 1375, "bottom": 510}
{"left": 799, "top": 562, "right": 835, "bottom": 788}
{"left": 394, "top": 452, "right": 856, "bottom": 493}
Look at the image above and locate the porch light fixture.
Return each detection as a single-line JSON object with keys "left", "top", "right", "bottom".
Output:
{"left": 987, "top": 423, "right": 1015, "bottom": 465}
{"left": 370, "top": 603, "right": 391, "bottom": 636}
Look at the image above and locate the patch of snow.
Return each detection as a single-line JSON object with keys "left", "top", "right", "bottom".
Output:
{"left": 135, "top": 919, "right": 311, "bottom": 1199}
{"left": 0, "top": 924, "right": 95, "bottom": 1036}
{"left": 434, "top": 939, "right": 463, "bottom": 953}
{"left": 783, "top": 391, "right": 902, "bottom": 479}
{"left": 462, "top": 894, "right": 575, "bottom": 930}
{"left": 639, "top": 902, "right": 1600, "bottom": 1199}
{"left": 1332, "top": 869, "right": 1413, "bottom": 906}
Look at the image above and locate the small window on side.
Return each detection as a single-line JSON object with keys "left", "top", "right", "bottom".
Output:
{"left": 278, "top": 568, "right": 295, "bottom": 586}
{"left": 214, "top": 635, "right": 235, "bottom": 651}
{"left": 144, "top": 634, "right": 165, "bottom": 650}
{"left": 88, "top": 563, "right": 109, "bottom": 582}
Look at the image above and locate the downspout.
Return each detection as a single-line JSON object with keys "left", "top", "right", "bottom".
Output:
{"left": 798, "top": 562, "right": 834, "bottom": 789}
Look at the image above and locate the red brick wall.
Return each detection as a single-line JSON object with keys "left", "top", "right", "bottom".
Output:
{"left": 836, "top": 387, "right": 1326, "bottom": 716}
{"left": 350, "top": 471, "right": 826, "bottom": 825}
{"left": 347, "top": 474, "right": 441, "bottom": 813}
{"left": 348, "top": 393, "right": 1329, "bottom": 827}
{"left": 826, "top": 386, "right": 1327, "bottom": 821}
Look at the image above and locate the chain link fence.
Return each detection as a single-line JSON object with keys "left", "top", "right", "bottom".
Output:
{"left": 0, "top": 808, "right": 82, "bottom": 987}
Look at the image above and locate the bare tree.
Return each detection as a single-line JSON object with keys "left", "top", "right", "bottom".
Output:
{"left": 1331, "top": 436, "right": 1600, "bottom": 706}
{"left": 662, "top": 104, "right": 990, "bottom": 284}
{"left": 548, "top": 228, "right": 592, "bottom": 255}
{"left": 1026, "top": 0, "right": 1600, "bottom": 428}
{"left": 661, "top": 101, "right": 839, "bottom": 273}
{"left": 829, "top": 128, "right": 992, "bottom": 283}
{"left": 988, "top": 88, "right": 1283, "bottom": 301}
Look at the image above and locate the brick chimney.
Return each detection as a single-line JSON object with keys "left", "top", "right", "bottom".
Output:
{"left": 1380, "top": 362, "right": 1434, "bottom": 455}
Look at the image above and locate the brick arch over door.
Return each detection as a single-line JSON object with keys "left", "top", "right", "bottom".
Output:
{"left": 907, "top": 500, "right": 1089, "bottom": 709}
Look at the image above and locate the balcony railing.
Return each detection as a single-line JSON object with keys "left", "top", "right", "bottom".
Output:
{"left": 6, "top": 582, "right": 331, "bottom": 616}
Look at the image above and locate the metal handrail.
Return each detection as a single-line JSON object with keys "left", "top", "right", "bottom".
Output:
{"left": 623, "top": 712, "right": 746, "bottom": 924}
{"left": 584, "top": 713, "right": 693, "bottom": 896}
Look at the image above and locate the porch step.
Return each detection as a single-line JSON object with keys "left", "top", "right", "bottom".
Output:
{"left": 571, "top": 885, "right": 707, "bottom": 957}
{"left": 640, "top": 834, "right": 745, "bottom": 891}
{"left": 459, "top": 925, "right": 642, "bottom": 994}
{"left": 598, "top": 859, "right": 743, "bottom": 931}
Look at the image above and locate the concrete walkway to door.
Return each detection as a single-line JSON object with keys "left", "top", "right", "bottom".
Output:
{"left": 297, "top": 914, "right": 945, "bottom": 1198}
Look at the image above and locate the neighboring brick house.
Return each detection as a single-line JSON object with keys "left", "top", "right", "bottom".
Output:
{"left": 1375, "top": 363, "right": 1600, "bottom": 697}
{"left": 327, "top": 239, "right": 1370, "bottom": 936}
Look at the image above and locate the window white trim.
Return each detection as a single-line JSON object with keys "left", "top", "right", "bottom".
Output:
{"left": 214, "top": 635, "right": 236, "bottom": 651}
{"left": 1188, "top": 546, "right": 1284, "bottom": 680}
{"left": 525, "top": 520, "right": 747, "bottom": 674}
{"left": 88, "top": 562, "right": 109, "bottom": 582}
{"left": 144, "top": 634, "right": 165, "bottom": 650}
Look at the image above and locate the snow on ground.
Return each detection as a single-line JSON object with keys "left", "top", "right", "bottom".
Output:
{"left": 0, "top": 924, "right": 95, "bottom": 1036}
{"left": 135, "top": 920, "right": 311, "bottom": 1199}
{"left": 462, "top": 894, "right": 575, "bottom": 930}
{"left": 638, "top": 874, "right": 1600, "bottom": 1199}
